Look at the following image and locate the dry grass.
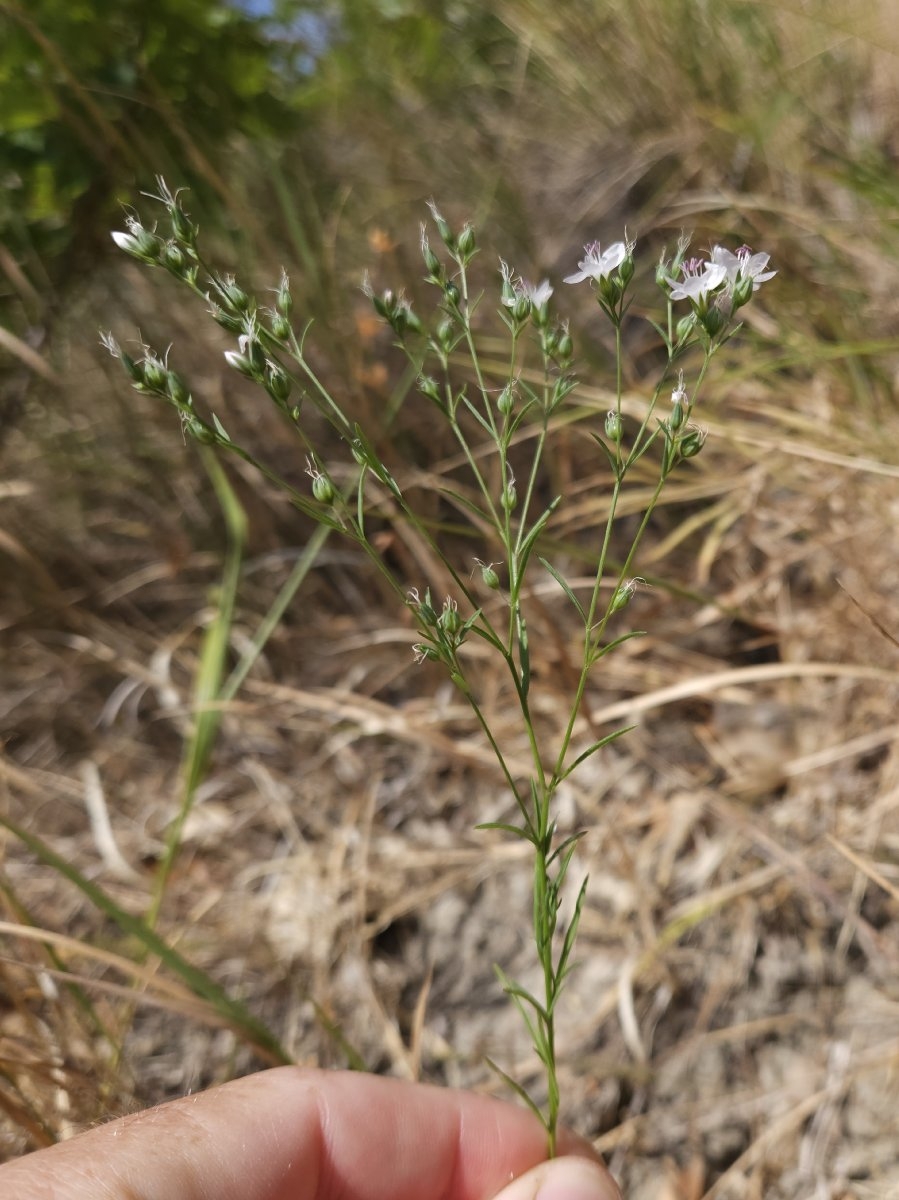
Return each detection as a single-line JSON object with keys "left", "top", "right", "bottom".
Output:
{"left": 4, "top": 2, "right": 899, "bottom": 1197}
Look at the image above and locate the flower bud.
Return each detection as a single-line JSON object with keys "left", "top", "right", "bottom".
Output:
{"left": 142, "top": 356, "right": 167, "bottom": 391}
{"left": 699, "top": 307, "right": 726, "bottom": 337}
{"left": 413, "top": 589, "right": 438, "bottom": 626}
{"left": 270, "top": 313, "right": 291, "bottom": 340}
{"left": 371, "top": 288, "right": 393, "bottom": 320}
{"left": 437, "top": 318, "right": 455, "bottom": 352}
{"left": 112, "top": 227, "right": 161, "bottom": 264}
{"left": 496, "top": 384, "right": 515, "bottom": 416}
{"left": 501, "top": 482, "right": 517, "bottom": 512}
{"left": 312, "top": 473, "right": 334, "bottom": 504}
{"left": 457, "top": 223, "right": 476, "bottom": 260}
{"left": 210, "top": 305, "right": 245, "bottom": 333}
{"left": 444, "top": 280, "right": 460, "bottom": 306}
{"left": 222, "top": 281, "right": 250, "bottom": 313}
{"left": 413, "top": 642, "right": 440, "bottom": 663}
{"left": 224, "top": 350, "right": 257, "bottom": 379}
{"left": 163, "top": 243, "right": 184, "bottom": 274}
{"left": 245, "top": 338, "right": 267, "bottom": 374}
{"left": 732, "top": 274, "right": 754, "bottom": 309}
{"left": 421, "top": 231, "right": 443, "bottom": 280}
{"left": 675, "top": 314, "right": 695, "bottom": 343}
{"left": 670, "top": 377, "right": 689, "bottom": 431}
{"left": 170, "top": 206, "right": 197, "bottom": 247}
{"left": 438, "top": 598, "right": 461, "bottom": 636}
{"left": 187, "top": 416, "right": 216, "bottom": 444}
{"left": 480, "top": 562, "right": 500, "bottom": 590}
{"left": 351, "top": 439, "right": 368, "bottom": 466}
{"left": 605, "top": 411, "right": 623, "bottom": 442}
{"left": 679, "top": 429, "right": 706, "bottom": 458}
{"left": 276, "top": 275, "right": 293, "bottom": 316}
{"left": 120, "top": 352, "right": 144, "bottom": 385}
{"left": 610, "top": 580, "right": 636, "bottom": 612}
{"left": 428, "top": 201, "right": 455, "bottom": 250}
{"left": 418, "top": 375, "right": 442, "bottom": 403}
{"left": 512, "top": 294, "right": 531, "bottom": 323}
{"left": 266, "top": 364, "right": 291, "bottom": 402}
{"left": 166, "top": 371, "right": 190, "bottom": 405}
{"left": 396, "top": 304, "right": 423, "bottom": 337}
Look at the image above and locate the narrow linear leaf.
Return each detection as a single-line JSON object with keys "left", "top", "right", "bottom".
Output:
{"left": 518, "top": 496, "right": 561, "bottom": 571}
{"left": 538, "top": 557, "right": 586, "bottom": 620}
{"left": 555, "top": 876, "right": 590, "bottom": 991}
{"left": 484, "top": 1059, "right": 546, "bottom": 1127}
{"left": 475, "top": 821, "right": 534, "bottom": 842}
{"left": 458, "top": 391, "right": 495, "bottom": 436}
{"left": 0, "top": 816, "right": 290, "bottom": 1065}
{"left": 589, "top": 431, "right": 620, "bottom": 473}
{"left": 211, "top": 412, "right": 231, "bottom": 442}
{"left": 506, "top": 399, "right": 539, "bottom": 438}
{"left": 494, "top": 964, "right": 550, "bottom": 1024}
{"left": 589, "top": 630, "right": 646, "bottom": 663}
{"left": 558, "top": 725, "right": 635, "bottom": 782}
{"left": 438, "top": 485, "right": 491, "bottom": 526}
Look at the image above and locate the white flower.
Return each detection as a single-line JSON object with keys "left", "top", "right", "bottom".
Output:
{"left": 664, "top": 256, "right": 727, "bottom": 302}
{"left": 564, "top": 239, "right": 629, "bottom": 285}
{"left": 500, "top": 260, "right": 553, "bottom": 310}
{"left": 671, "top": 370, "right": 688, "bottom": 406}
{"left": 710, "top": 245, "right": 776, "bottom": 291}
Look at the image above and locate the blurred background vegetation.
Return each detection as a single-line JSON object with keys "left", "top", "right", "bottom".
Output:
{"left": 3, "top": 0, "right": 899, "bottom": 1193}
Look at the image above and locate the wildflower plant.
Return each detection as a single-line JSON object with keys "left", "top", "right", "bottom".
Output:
{"left": 103, "top": 180, "right": 774, "bottom": 1155}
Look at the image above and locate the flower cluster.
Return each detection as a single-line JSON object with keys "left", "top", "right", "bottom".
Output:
{"left": 564, "top": 236, "right": 635, "bottom": 324}
{"left": 661, "top": 242, "right": 776, "bottom": 337}
{"left": 500, "top": 259, "right": 554, "bottom": 325}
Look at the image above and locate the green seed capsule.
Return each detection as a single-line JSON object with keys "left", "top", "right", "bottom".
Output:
{"left": 679, "top": 429, "right": 706, "bottom": 459}
{"left": 501, "top": 483, "right": 517, "bottom": 512}
{"left": 270, "top": 314, "right": 291, "bottom": 340}
{"left": 439, "top": 601, "right": 461, "bottom": 636}
{"left": 481, "top": 563, "right": 500, "bottom": 590}
{"left": 605, "top": 411, "right": 623, "bottom": 442}
{"left": 142, "top": 357, "right": 167, "bottom": 391}
{"left": 496, "top": 385, "right": 514, "bottom": 416}
{"left": 312, "top": 474, "right": 334, "bottom": 504}
{"left": 187, "top": 417, "right": 215, "bottom": 444}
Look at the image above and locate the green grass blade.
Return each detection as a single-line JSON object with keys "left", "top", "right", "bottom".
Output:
{"left": 0, "top": 815, "right": 291, "bottom": 1065}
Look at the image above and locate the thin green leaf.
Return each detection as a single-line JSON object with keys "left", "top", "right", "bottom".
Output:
{"left": 518, "top": 497, "right": 561, "bottom": 571}
{"left": 458, "top": 391, "right": 495, "bottom": 436}
{"left": 494, "top": 964, "right": 549, "bottom": 1023}
{"left": 484, "top": 1059, "right": 546, "bottom": 1128}
{"left": 558, "top": 725, "right": 635, "bottom": 782}
{"left": 438, "top": 485, "right": 491, "bottom": 527}
{"left": 518, "top": 615, "right": 530, "bottom": 699}
{"left": 538, "top": 557, "right": 586, "bottom": 621}
{"left": 0, "top": 815, "right": 290, "bottom": 1065}
{"left": 475, "top": 821, "right": 534, "bottom": 842}
{"left": 589, "top": 630, "right": 646, "bottom": 664}
{"left": 311, "top": 1001, "right": 367, "bottom": 1071}
{"left": 211, "top": 412, "right": 231, "bottom": 442}
{"left": 554, "top": 876, "right": 589, "bottom": 994}
{"left": 589, "top": 431, "right": 620, "bottom": 473}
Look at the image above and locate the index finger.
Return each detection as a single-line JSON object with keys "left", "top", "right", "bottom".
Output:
{"left": 0, "top": 1067, "right": 612, "bottom": 1200}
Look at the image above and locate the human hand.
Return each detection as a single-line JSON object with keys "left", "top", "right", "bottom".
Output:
{"left": 0, "top": 1067, "right": 621, "bottom": 1200}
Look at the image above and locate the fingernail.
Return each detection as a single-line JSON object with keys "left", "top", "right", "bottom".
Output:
{"left": 495, "top": 1156, "right": 621, "bottom": 1200}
